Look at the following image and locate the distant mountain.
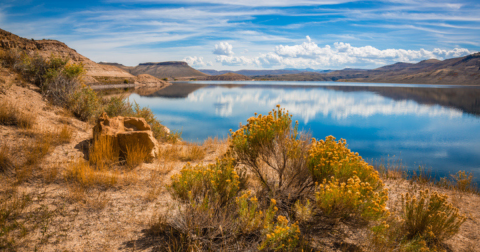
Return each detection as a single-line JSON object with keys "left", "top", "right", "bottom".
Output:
{"left": 100, "top": 61, "right": 208, "bottom": 79}
{"left": 253, "top": 54, "right": 480, "bottom": 85}
{"left": 198, "top": 72, "right": 251, "bottom": 81}
{"left": 198, "top": 69, "right": 332, "bottom": 76}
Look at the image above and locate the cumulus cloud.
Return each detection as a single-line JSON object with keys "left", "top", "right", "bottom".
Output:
{"left": 183, "top": 56, "right": 212, "bottom": 67}
{"left": 213, "top": 42, "right": 234, "bottom": 56}
{"left": 215, "top": 55, "right": 252, "bottom": 66}
{"left": 273, "top": 36, "right": 473, "bottom": 65}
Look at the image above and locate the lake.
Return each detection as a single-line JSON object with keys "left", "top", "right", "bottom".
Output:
{"left": 126, "top": 81, "right": 480, "bottom": 182}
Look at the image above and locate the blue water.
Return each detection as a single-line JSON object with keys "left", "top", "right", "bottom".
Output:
{"left": 128, "top": 82, "right": 480, "bottom": 182}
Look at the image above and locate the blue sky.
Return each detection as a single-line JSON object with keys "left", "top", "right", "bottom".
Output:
{"left": 1, "top": 0, "right": 479, "bottom": 70}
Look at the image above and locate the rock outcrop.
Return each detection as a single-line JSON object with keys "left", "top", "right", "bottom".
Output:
{"left": 93, "top": 112, "right": 159, "bottom": 161}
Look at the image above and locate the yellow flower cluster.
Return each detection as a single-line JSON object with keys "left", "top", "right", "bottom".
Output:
{"left": 315, "top": 176, "right": 389, "bottom": 220}
{"left": 230, "top": 105, "right": 294, "bottom": 153}
{"left": 308, "top": 135, "right": 383, "bottom": 189}
{"left": 259, "top": 215, "right": 301, "bottom": 251}
{"left": 169, "top": 157, "right": 242, "bottom": 205}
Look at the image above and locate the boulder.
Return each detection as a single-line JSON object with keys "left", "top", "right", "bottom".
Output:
{"left": 93, "top": 112, "right": 159, "bottom": 161}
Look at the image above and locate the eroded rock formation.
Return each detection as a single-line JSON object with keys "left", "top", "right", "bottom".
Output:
{"left": 93, "top": 112, "right": 159, "bottom": 161}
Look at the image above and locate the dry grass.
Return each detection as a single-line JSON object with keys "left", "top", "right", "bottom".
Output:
{"left": 89, "top": 136, "right": 120, "bottom": 169}
{"left": 57, "top": 123, "right": 73, "bottom": 144}
{"left": 0, "top": 145, "right": 14, "bottom": 173}
{"left": 24, "top": 130, "right": 53, "bottom": 166}
{"left": 64, "top": 159, "right": 119, "bottom": 189}
{"left": 124, "top": 142, "right": 149, "bottom": 169}
{"left": 42, "top": 164, "right": 60, "bottom": 184}
{"left": 179, "top": 144, "right": 206, "bottom": 162}
{"left": 0, "top": 100, "right": 36, "bottom": 129}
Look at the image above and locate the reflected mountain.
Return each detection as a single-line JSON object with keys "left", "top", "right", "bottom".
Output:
{"left": 134, "top": 83, "right": 480, "bottom": 117}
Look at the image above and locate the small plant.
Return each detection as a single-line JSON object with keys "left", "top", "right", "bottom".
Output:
{"left": 89, "top": 136, "right": 120, "bottom": 169}
{"left": 179, "top": 144, "right": 205, "bottom": 162}
{"left": 236, "top": 192, "right": 277, "bottom": 233}
{"left": 0, "top": 145, "right": 14, "bottom": 173}
{"left": 259, "top": 215, "right": 301, "bottom": 251}
{"left": 169, "top": 157, "right": 246, "bottom": 206}
{"left": 400, "top": 189, "right": 466, "bottom": 244}
{"left": 0, "top": 191, "right": 32, "bottom": 250}
{"left": 0, "top": 100, "right": 36, "bottom": 129}
{"left": 450, "top": 171, "right": 475, "bottom": 192}
{"left": 65, "top": 159, "right": 119, "bottom": 188}
{"left": 24, "top": 131, "right": 54, "bottom": 166}
{"left": 315, "top": 176, "right": 389, "bottom": 221}
{"left": 57, "top": 123, "right": 73, "bottom": 144}
{"left": 69, "top": 86, "right": 100, "bottom": 121}
{"left": 124, "top": 141, "right": 149, "bottom": 169}
{"left": 293, "top": 199, "right": 313, "bottom": 223}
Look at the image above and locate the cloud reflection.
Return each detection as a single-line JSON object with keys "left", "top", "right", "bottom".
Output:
{"left": 187, "top": 87, "right": 463, "bottom": 122}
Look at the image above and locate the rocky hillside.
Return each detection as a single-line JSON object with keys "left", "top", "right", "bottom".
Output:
{"left": 0, "top": 29, "right": 171, "bottom": 88}
{"left": 100, "top": 61, "right": 208, "bottom": 80}
{"left": 0, "top": 28, "right": 135, "bottom": 84}
{"left": 253, "top": 54, "right": 480, "bottom": 85}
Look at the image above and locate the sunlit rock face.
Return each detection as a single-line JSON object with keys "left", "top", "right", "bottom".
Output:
{"left": 93, "top": 112, "right": 159, "bottom": 161}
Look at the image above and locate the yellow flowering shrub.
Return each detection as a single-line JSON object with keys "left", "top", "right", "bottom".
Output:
{"left": 230, "top": 105, "right": 293, "bottom": 157}
{"left": 169, "top": 157, "right": 246, "bottom": 205}
{"left": 259, "top": 215, "right": 301, "bottom": 251}
{"left": 236, "top": 192, "right": 277, "bottom": 233}
{"left": 315, "top": 176, "right": 389, "bottom": 220}
{"left": 401, "top": 189, "right": 466, "bottom": 244}
{"left": 230, "top": 105, "right": 311, "bottom": 195}
{"left": 308, "top": 136, "right": 383, "bottom": 190}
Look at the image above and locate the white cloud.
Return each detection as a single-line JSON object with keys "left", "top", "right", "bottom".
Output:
{"left": 110, "top": 0, "right": 359, "bottom": 7}
{"left": 261, "top": 36, "right": 474, "bottom": 68}
{"left": 213, "top": 42, "right": 234, "bottom": 56}
{"left": 184, "top": 56, "right": 212, "bottom": 67}
{"left": 215, "top": 55, "right": 252, "bottom": 66}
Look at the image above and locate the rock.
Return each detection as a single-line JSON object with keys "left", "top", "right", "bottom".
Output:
{"left": 93, "top": 112, "right": 159, "bottom": 161}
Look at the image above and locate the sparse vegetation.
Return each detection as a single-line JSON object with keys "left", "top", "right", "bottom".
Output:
{"left": 0, "top": 100, "right": 36, "bottom": 129}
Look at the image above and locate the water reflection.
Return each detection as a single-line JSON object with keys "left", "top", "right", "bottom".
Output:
{"left": 187, "top": 88, "right": 463, "bottom": 122}
{"left": 128, "top": 83, "right": 480, "bottom": 182}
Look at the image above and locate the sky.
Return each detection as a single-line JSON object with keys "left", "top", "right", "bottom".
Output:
{"left": 1, "top": 0, "right": 479, "bottom": 70}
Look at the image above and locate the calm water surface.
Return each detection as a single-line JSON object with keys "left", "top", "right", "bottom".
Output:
{"left": 128, "top": 81, "right": 480, "bottom": 181}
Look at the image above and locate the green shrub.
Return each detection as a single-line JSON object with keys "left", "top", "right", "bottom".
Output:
{"left": 69, "top": 86, "right": 100, "bottom": 121}
{"left": 401, "top": 190, "right": 466, "bottom": 244}
{"left": 102, "top": 96, "right": 133, "bottom": 117}
{"left": 169, "top": 157, "right": 246, "bottom": 206}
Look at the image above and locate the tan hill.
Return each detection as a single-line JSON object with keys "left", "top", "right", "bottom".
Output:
{"left": 198, "top": 72, "right": 251, "bottom": 81}
{"left": 254, "top": 54, "right": 480, "bottom": 85}
{"left": 101, "top": 61, "right": 208, "bottom": 80}
{"left": 0, "top": 28, "right": 135, "bottom": 84}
